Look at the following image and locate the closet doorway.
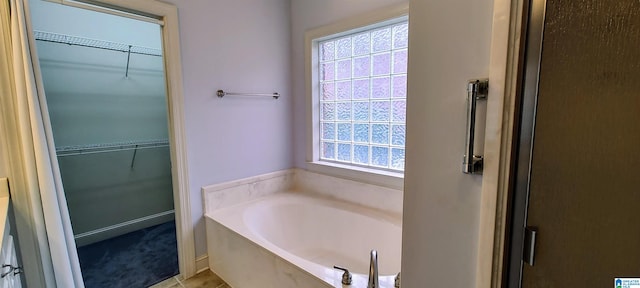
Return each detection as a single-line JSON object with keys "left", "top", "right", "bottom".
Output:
{"left": 28, "top": 0, "right": 190, "bottom": 286}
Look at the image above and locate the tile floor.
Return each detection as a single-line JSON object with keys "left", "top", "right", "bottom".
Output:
{"left": 149, "top": 270, "right": 229, "bottom": 288}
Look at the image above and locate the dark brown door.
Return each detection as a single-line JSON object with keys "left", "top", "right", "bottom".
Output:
{"left": 517, "top": 0, "right": 640, "bottom": 287}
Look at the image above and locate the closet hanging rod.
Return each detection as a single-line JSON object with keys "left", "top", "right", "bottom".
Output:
{"left": 57, "top": 144, "right": 169, "bottom": 157}
{"left": 217, "top": 90, "right": 280, "bottom": 99}
{"left": 56, "top": 139, "right": 169, "bottom": 157}
{"left": 33, "top": 30, "right": 162, "bottom": 57}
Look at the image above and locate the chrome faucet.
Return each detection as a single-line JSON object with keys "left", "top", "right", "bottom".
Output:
{"left": 368, "top": 250, "right": 379, "bottom": 288}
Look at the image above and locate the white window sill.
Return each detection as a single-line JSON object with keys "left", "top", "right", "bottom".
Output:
{"left": 306, "top": 161, "right": 404, "bottom": 190}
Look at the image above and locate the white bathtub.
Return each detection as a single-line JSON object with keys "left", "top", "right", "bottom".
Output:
{"left": 205, "top": 192, "right": 402, "bottom": 288}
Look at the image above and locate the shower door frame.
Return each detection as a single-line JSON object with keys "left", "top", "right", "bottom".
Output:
{"left": 474, "top": 0, "right": 529, "bottom": 287}
{"left": 37, "top": 0, "right": 196, "bottom": 280}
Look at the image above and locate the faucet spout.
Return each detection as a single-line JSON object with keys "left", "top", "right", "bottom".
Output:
{"left": 368, "top": 250, "right": 379, "bottom": 288}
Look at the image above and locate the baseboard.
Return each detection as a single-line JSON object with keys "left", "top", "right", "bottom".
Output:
{"left": 195, "top": 254, "right": 209, "bottom": 274}
{"left": 75, "top": 210, "right": 175, "bottom": 247}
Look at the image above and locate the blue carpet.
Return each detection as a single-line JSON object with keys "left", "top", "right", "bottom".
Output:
{"left": 77, "top": 221, "right": 179, "bottom": 288}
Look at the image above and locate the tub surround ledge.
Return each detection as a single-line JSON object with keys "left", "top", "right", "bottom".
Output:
{"left": 202, "top": 169, "right": 294, "bottom": 212}
{"left": 202, "top": 168, "right": 403, "bottom": 215}
{"left": 293, "top": 169, "right": 403, "bottom": 215}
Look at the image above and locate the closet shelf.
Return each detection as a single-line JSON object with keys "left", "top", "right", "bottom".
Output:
{"left": 56, "top": 139, "right": 169, "bottom": 157}
{"left": 33, "top": 30, "right": 162, "bottom": 57}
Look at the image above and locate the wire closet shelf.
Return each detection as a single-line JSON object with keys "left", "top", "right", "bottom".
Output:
{"left": 56, "top": 139, "right": 169, "bottom": 157}
{"left": 33, "top": 30, "right": 162, "bottom": 57}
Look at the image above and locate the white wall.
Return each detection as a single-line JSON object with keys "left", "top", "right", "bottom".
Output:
{"left": 291, "top": 0, "right": 408, "bottom": 168}
{"left": 36, "top": 41, "right": 167, "bottom": 146}
{"left": 161, "top": 0, "right": 293, "bottom": 257}
{"left": 401, "top": 0, "right": 493, "bottom": 287}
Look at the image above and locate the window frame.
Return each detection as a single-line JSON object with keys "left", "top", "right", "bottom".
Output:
{"left": 305, "top": 4, "right": 408, "bottom": 189}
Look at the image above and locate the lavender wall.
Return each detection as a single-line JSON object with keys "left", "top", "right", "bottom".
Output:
{"left": 161, "top": 0, "right": 293, "bottom": 257}
{"left": 290, "top": 0, "right": 408, "bottom": 169}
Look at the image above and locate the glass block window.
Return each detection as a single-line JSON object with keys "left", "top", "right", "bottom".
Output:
{"left": 318, "top": 20, "right": 408, "bottom": 171}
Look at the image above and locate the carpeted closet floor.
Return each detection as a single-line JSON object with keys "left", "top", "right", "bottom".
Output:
{"left": 77, "top": 221, "right": 179, "bottom": 288}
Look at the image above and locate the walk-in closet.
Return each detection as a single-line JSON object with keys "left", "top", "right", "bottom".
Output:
{"left": 30, "top": 0, "right": 178, "bottom": 286}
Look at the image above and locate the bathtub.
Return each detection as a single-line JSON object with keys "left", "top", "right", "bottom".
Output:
{"left": 205, "top": 192, "right": 402, "bottom": 288}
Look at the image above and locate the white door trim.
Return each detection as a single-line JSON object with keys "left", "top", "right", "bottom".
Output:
{"left": 476, "top": 0, "right": 527, "bottom": 287}
{"left": 55, "top": 0, "right": 196, "bottom": 279}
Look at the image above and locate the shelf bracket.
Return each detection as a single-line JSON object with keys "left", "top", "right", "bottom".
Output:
{"left": 130, "top": 144, "right": 139, "bottom": 169}
{"left": 125, "top": 45, "right": 132, "bottom": 78}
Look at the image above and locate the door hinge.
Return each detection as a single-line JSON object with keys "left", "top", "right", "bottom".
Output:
{"left": 523, "top": 226, "right": 538, "bottom": 266}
